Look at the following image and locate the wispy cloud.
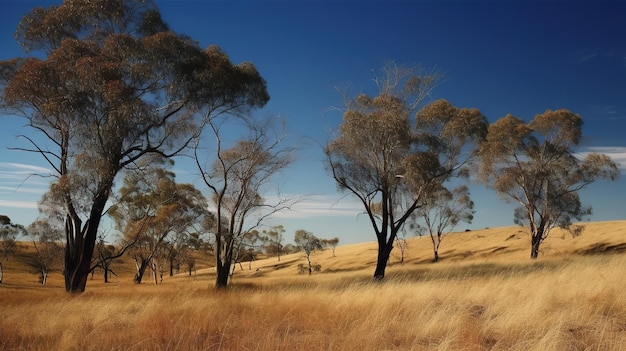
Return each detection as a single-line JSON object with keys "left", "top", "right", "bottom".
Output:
{"left": 0, "top": 162, "right": 52, "bottom": 175}
{"left": 267, "top": 194, "right": 363, "bottom": 219}
{"left": 578, "top": 51, "right": 599, "bottom": 64}
{"left": 0, "top": 199, "right": 38, "bottom": 209}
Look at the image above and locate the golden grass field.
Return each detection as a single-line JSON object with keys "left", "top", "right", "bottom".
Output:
{"left": 1, "top": 220, "right": 626, "bottom": 350}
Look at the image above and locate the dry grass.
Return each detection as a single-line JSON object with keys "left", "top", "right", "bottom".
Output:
{"left": 1, "top": 221, "right": 626, "bottom": 350}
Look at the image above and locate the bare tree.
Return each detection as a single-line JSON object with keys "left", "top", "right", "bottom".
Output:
{"left": 0, "top": 0, "right": 268, "bottom": 293}
{"left": 477, "top": 110, "right": 619, "bottom": 258}
{"left": 195, "top": 114, "right": 296, "bottom": 288}
{"left": 412, "top": 185, "right": 474, "bottom": 262}
{"left": 326, "top": 62, "right": 487, "bottom": 281}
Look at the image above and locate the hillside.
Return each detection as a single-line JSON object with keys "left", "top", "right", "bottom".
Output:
{"left": 2, "top": 220, "right": 626, "bottom": 351}
{"left": 3, "top": 220, "right": 625, "bottom": 289}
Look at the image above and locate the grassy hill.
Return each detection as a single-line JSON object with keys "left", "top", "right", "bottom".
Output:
{"left": 1, "top": 220, "right": 625, "bottom": 350}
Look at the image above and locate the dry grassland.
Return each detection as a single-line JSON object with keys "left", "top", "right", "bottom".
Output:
{"left": 1, "top": 221, "right": 625, "bottom": 350}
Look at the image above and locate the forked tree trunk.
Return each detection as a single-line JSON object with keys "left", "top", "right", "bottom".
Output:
{"left": 64, "top": 189, "right": 111, "bottom": 293}
{"left": 215, "top": 263, "right": 231, "bottom": 289}
{"left": 64, "top": 221, "right": 100, "bottom": 293}
{"left": 134, "top": 258, "right": 149, "bottom": 284}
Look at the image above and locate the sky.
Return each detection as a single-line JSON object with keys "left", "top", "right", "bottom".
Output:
{"left": 0, "top": 0, "right": 625, "bottom": 245}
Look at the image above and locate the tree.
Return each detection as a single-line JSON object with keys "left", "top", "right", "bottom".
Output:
{"left": 0, "top": 0, "right": 268, "bottom": 293}
{"left": 261, "top": 225, "right": 286, "bottom": 261}
{"left": 294, "top": 229, "right": 322, "bottom": 275}
{"left": 321, "top": 237, "right": 340, "bottom": 257}
{"left": 109, "top": 166, "right": 211, "bottom": 284}
{"left": 95, "top": 236, "right": 119, "bottom": 283}
{"left": 0, "top": 215, "right": 24, "bottom": 283}
{"left": 326, "top": 62, "right": 487, "bottom": 281}
{"left": 413, "top": 185, "right": 474, "bottom": 262}
{"left": 195, "top": 114, "right": 295, "bottom": 288}
{"left": 477, "top": 110, "right": 619, "bottom": 259}
{"left": 27, "top": 219, "right": 64, "bottom": 285}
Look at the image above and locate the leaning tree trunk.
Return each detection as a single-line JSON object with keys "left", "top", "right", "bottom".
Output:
{"left": 134, "top": 258, "right": 149, "bottom": 284}
{"left": 373, "top": 236, "right": 394, "bottom": 281}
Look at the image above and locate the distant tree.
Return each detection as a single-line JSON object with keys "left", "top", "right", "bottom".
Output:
{"left": 194, "top": 114, "right": 295, "bottom": 289}
{"left": 109, "top": 166, "right": 211, "bottom": 284}
{"left": 27, "top": 219, "right": 64, "bottom": 285}
{"left": 95, "top": 236, "right": 119, "bottom": 283}
{"left": 326, "top": 62, "right": 487, "bottom": 281}
{"left": 321, "top": 237, "right": 340, "bottom": 257}
{"left": 262, "top": 225, "right": 286, "bottom": 261}
{"left": 477, "top": 110, "right": 619, "bottom": 259}
{"left": 0, "top": 215, "right": 24, "bottom": 283}
{"left": 232, "top": 230, "right": 262, "bottom": 272}
{"left": 412, "top": 185, "right": 474, "bottom": 262}
{"left": 394, "top": 232, "right": 408, "bottom": 264}
{"left": 0, "top": 0, "right": 268, "bottom": 293}
{"left": 294, "top": 229, "right": 323, "bottom": 275}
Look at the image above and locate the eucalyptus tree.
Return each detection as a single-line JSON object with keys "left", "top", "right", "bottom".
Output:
{"left": 326, "top": 62, "right": 488, "bottom": 281}
{"left": 294, "top": 229, "right": 322, "bottom": 275}
{"left": 477, "top": 110, "right": 619, "bottom": 258}
{"left": 412, "top": 185, "right": 474, "bottom": 262}
{"left": 109, "top": 166, "right": 211, "bottom": 284}
{"left": 28, "top": 219, "right": 64, "bottom": 286}
{"left": 194, "top": 114, "right": 295, "bottom": 288}
{"left": 0, "top": 0, "right": 268, "bottom": 292}
{"left": 0, "top": 215, "right": 24, "bottom": 284}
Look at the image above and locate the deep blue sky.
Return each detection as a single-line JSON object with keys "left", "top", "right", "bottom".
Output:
{"left": 1, "top": 1, "right": 625, "bottom": 244}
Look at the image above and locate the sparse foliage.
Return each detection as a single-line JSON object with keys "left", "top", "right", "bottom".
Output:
{"left": 27, "top": 219, "right": 64, "bottom": 285}
{"left": 321, "top": 237, "right": 340, "bottom": 257}
{"left": 412, "top": 185, "right": 475, "bottom": 262}
{"left": 0, "top": 215, "right": 24, "bottom": 283}
{"left": 109, "top": 166, "right": 211, "bottom": 284}
{"left": 294, "top": 229, "right": 322, "bottom": 275}
{"left": 262, "top": 225, "right": 286, "bottom": 261}
{"left": 194, "top": 114, "right": 295, "bottom": 288}
{"left": 477, "top": 110, "right": 619, "bottom": 258}
{"left": 326, "top": 62, "right": 487, "bottom": 280}
{"left": 0, "top": 0, "right": 268, "bottom": 292}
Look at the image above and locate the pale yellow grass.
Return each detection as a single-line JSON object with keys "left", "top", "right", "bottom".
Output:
{"left": 1, "top": 221, "right": 625, "bottom": 350}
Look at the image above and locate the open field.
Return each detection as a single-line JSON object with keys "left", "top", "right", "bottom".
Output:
{"left": 1, "top": 221, "right": 626, "bottom": 350}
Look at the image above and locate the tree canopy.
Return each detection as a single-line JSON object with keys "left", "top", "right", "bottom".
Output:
{"left": 477, "top": 110, "right": 619, "bottom": 258}
{"left": 326, "top": 62, "right": 488, "bottom": 280}
{"left": 0, "top": 0, "right": 269, "bottom": 292}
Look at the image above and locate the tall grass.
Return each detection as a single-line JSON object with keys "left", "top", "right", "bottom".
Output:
{"left": 2, "top": 221, "right": 626, "bottom": 350}
{"left": 2, "top": 252, "right": 626, "bottom": 350}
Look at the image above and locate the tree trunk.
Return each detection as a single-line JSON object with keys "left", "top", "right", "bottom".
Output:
{"left": 530, "top": 234, "right": 541, "bottom": 259}
{"left": 215, "top": 263, "right": 231, "bottom": 289}
{"left": 64, "top": 189, "right": 110, "bottom": 293}
{"left": 41, "top": 270, "right": 48, "bottom": 286}
{"left": 373, "top": 239, "right": 393, "bottom": 281}
{"left": 433, "top": 249, "right": 439, "bottom": 262}
{"left": 134, "top": 259, "right": 149, "bottom": 284}
{"left": 0, "top": 261, "right": 3, "bottom": 283}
